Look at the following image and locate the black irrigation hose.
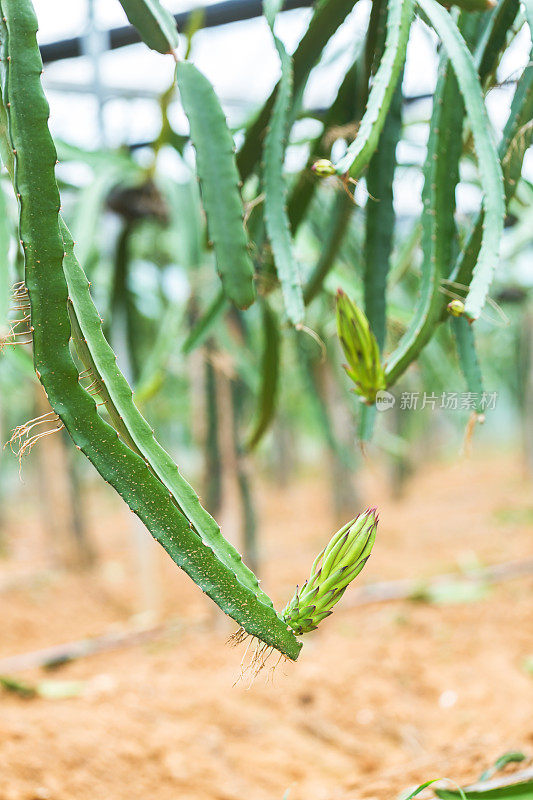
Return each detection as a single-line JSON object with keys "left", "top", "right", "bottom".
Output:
{"left": 39, "top": 0, "right": 315, "bottom": 64}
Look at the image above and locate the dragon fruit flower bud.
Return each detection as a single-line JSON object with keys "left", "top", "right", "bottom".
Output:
{"left": 312, "top": 158, "right": 337, "bottom": 177}
{"left": 282, "top": 508, "right": 378, "bottom": 635}
{"left": 336, "top": 289, "right": 386, "bottom": 404}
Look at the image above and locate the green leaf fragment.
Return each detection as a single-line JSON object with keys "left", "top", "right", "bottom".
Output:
{"left": 436, "top": 771, "right": 533, "bottom": 798}
{"left": 401, "top": 779, "right": 467, "bottom": 800}
{"left": 479, "top": 753, "right": 527, "bottom": 783}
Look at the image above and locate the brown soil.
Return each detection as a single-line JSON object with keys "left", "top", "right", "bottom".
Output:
{"left": 1, "top": 450, "right": 533, "bottom": 800}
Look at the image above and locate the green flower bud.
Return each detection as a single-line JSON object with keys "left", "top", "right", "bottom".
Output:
{"left": 282, "top": 509, "right": 378, "bottom": 635}
{"left": 311, "top": 159, "right": 336, "bottom": 177}
{"left": 335, "top": 289, "right": 386, "bottom": 404}
{"left": 447, "top": 299, "right": 465, "bottom": 317}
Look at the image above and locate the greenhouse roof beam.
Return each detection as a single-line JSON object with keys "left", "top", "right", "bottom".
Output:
{"left": 40, "top": 0, "right": 314, "bottom": 64}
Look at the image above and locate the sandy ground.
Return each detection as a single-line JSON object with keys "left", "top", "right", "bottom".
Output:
{"left": 1, "top": 449, "right": 533, "bottom": 800}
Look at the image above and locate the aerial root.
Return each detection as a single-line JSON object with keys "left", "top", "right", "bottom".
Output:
{"left": 16, "top": 424, "right": 65, "bottom": 462}
{"left": 0, "top": 333, "right": 33, "bottom": 349}
{"left": 502, "top": 120, "right": 532, "bottom": 168}
{"left": 7, "top": 412, "right": 64, "bottom": 472}
{"left": 11, "top": 283, "right": 30, "bottom": 310}
{"left": 12, "top": 281, "right": 29, "bottom": 299}
{"left": 228, "top": 628, "right": 288, "bottom": 688}
{"left": 243, "top": 192, "right": 265, "bottom": 227}
{"left": 1, "top": 283, "right": 32, "bottom": 351}
{"left": 462, "top": 410, "right": 485, "bottom": 456}
{"left": 227, "top": 626, "right": 248, "bottom": 647}
{"left": 0, "top": 321, "right": 33, "bottom": 349}
{"left": 295, "top": 325, "right": 326, "bottom": 362}
{"left": 8, "top": 411, "right": 60, "bottom": 445}
{"left": 78, "top": 368, "right": 104, "bottom": 398}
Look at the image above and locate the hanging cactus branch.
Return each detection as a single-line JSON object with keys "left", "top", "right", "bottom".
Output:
{"left": 0, "top": 0, "right": 300, "bottom": 662}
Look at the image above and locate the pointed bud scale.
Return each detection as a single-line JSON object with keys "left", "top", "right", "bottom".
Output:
{"left": 282, "top": 509, "right": 378, "bottom": 635}
{"left": 320, "top": 524, "right": 352, "bottom": 577}
{"left": 335, "top": 289, "right": 386, "bottom": 404}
